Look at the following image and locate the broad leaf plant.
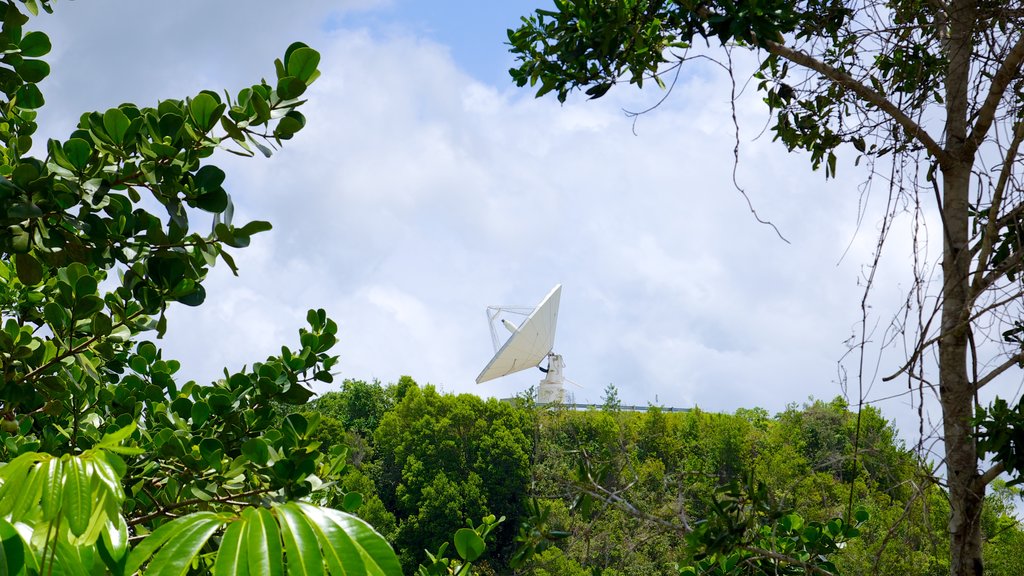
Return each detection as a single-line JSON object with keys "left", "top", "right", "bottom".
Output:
{"left": 0, "top": 1, "right": 402, "bottom": 573}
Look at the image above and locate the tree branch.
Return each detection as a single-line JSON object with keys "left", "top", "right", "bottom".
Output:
{"left": 976, "top": 353, "right": 1024, "bottom": 389}
{"left": 965, "top": 34, "right": 1024, "bottom": 156}
{"left": 740, "top": 545, "right": 839, "bottom": 576}
{"left": 763, "top": 40, "right": 952, "bottom": 166}
{"left": 978, "top": 461, "right": 1005, "bottom": 487}
{"left": 127, "top": 487, "right": 272, "bottom": 527}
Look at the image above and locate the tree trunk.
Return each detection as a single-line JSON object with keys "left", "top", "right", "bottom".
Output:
{"left": 942, "top": 2, "right": 983, "bottom": 574}
{"left": 941, "top": 162, "right": 984, "bottom": 576}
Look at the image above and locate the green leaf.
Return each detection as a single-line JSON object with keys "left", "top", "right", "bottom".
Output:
{"left": 103, "top": 108, "right": 131, "bottom": 146}
{"left": 0, "top": 518, "right": 27, "bottom": 576}
{"left": 40, "top": 456, "right": 63, "bottom": 521}
{"left": 276, "top": 503, "right": 323, "bottom": 576}
{"left": 63, "top": 138, "right": 92, "bottom": 171}
{"left": 19, "top": 31, "right": 50, "bottom": 57}
{"left": 276, "top": 76, "right": 306, "bottom": 100}
{"left": 190, "top": 93, "right": 222, "bottom": 132}
{"left": 297, "top": 502, "right": 402, "bottom": 576}
{"left": 239, "top": 220, "right": 272, "bottom": 236}
{"left": 62, "top": 455, "right": 92, "bottom": 537}
{"left": 286, "top": 47, "right": 321, "bottom": 83}
{"left": 98, "top": 514, "right": 129, "bottom": 574}
{"left": 16, "top": 59, "right": 49, "bottom": 83}
{"left": 342, "top": 492, "right": 362, "bottom": 513}
{"left": 15, "top": 83, "right": 44, "bottom": 109}
{"left": 14, "top": 253, "right": 42, "bottom": 286}
{"left": 144, "top": 513, "right": 225, "bottom": 576}
{"left": 241, "top": 438, "right": 270, "bottom": 465}
{"left": 213, "top": 520, "right": 249, "bottom": 576}
{"left": 96, "top": 421, "right": 137, "bottom": 451}
{"left": 453, "top": 529, "right": 485, "bottom": 562}
{"left": 244, "top": 507, "right": 283, "bottom": 576}
{"left": 43, "top": 302, "right": 67, "bottom": 330}
{"left": 125, "top": 514, "right": 207, "bottom": 574}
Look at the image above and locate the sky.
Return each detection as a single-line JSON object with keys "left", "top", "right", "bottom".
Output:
{"left": 28, "top": 0, "right": 1011, "bottom": 445}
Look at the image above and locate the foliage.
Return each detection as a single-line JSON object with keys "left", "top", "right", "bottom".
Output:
{"left": 416, "top": 514, "right": 505, "bottom": 576}
{"left": 372, "top": 383, "right": 533, "bottom": 571}
{"left": 0, "top": 1, "right": 400, "bottom": 573}
{"left": 508, "top": 1, "right": 1024, "bottom": 573}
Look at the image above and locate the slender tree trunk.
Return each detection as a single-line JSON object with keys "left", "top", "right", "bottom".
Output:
{"left": 942, "top": 2, "right": 982, "bottom": 574}
{"left": 941, "top": 162, "right": 985, "bottom": 576}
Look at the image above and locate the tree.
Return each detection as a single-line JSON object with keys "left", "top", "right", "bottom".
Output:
{"left": 371, "top": 384, "right": 533, "bottom": 571}
{"left": 0, "top": 1, "right": 400, "bottom": 573}
{"left": 509, "top": 1, "right": 1024, "bottom": 574}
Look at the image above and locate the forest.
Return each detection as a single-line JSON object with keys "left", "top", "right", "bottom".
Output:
{"left": 296, "top": 377, "right": 1024, "bottom": 575}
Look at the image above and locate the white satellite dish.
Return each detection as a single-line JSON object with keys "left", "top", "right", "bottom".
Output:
{"left": 476, "top": 284, "right": 567, "bottom": 403}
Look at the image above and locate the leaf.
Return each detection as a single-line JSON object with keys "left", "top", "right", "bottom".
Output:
{"left": 297, "top": 502, "right": 402, "bottom": 576}
{"left": 98, "top": 514, "right": 129, "bottom": 572}
{"left": 40, "top": 456, "right": 63, "bottom": 521}
{"left": 239, "top": 220, "right": 272, "bottom": 236}
{"left": 124, "top": 514, "right": 206, "bottom": 575}
{"left": 276, "top": 503, "right": 323, "bottom": 576}
{"left": 213, "top": 520, "right": 249, "bottom": 576}
{"left": 241, "top": 438, "right": 270, "bottom": 465}
{"left": 342, "top": 492, "right": 362, "bottom": 513}
{"left": 95, "top": 421, "right": 137, "bottom": 451}
{"left": 144, "top": 513, "right": 225, "bottom": 576}
{"left": 14, "top": 253, "right": 42, "bottom": 286}
{"left": 453, "top": 529, "right": 485, "bottom": 562}
{"left": 62, "top": 456, "right": 92, "bottom": 537}
{"left": 20, "top": 31, "right": 51, "bottom": 57}
{"left": 190, "top": 93, "right": 221, "bottom": 132}
{"left": 286, "top": 46, "right": 320, "bottom": 83}
{"left": 0, "top": 518, "right": 27, "bottom": 576}
{"left": 103, "top": 108, "right": 131, "bottom": 146}
{"left": 243, "top": 507, "right": 283, "bottom": 576}
{"left": 276, "top": 76, "right": 307, "bottom": 100}
{"left": 63, "top": 138, "right": 92, "bottom": 171}
{"left": 16, "top": 59, "right": 49, "bottom": 83}
{"left": 15, "top": 84, "right": 44, "bottom": 109}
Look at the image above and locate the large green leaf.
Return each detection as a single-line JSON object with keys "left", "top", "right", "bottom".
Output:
{"left": 243, "top": 507, "right": 282, "bottom": 576}
{"left": 296, "top": 502, "right": 401, "bottom": 576}
{"left": 139, "top": 513, "right": 225, "bottom": 576}
{"left": 453, "top": 528, "right": 485, "bottom": 562}
{"left": 39, "top": 456, "right": 62, "bottom": 521}
{"left": 19, "top": 31, "right": 51, "bottom": 57}
{"left": 62, "top": 456, "right": 91, "bottom": 536}
{"left": 276, "top": 503, "right": 323, "bottom": 576}
{"left": 125, "top": 513, "right": 217, "bottom": 575}
{"left": 0, "top": 518, "right": 27, "bottom": 576}
{"left": 212, "top": 520, "right": 249, "bottom": 576}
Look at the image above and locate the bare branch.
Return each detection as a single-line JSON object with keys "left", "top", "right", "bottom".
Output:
{"left": 976, "top": 353, "right": 1024, "bottom": 389}
{"left": 965, "top": 35, "right": 1024, "bottom": 156}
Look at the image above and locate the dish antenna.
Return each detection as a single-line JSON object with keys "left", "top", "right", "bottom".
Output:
{"left": 476, "top": 284, "right": 567, "bottom": 404}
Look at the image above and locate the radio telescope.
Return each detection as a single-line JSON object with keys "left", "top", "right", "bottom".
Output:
{"left": 476, "top": 284, "right": 567, "bottom": 404}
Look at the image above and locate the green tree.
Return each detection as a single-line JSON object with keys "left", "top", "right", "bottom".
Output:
{"left": 372, "top": 384, "right": 533, "bottom": 572}
{"left": 509, "top": 2, "right": 1024, "bottom": 573}
{"left": 0, "top": 1, "right": 400, "bottom": 573}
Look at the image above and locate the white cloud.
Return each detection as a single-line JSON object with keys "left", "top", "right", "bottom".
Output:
{"left": 33, "top": 2, "right": 975, "bottom": 439}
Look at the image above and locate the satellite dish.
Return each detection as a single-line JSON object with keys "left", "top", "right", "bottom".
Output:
{"left": 476, "top": 284, "right": 562, "bottom": 385}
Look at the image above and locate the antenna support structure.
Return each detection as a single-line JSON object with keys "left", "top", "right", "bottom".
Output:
{"left": 476, "top": 284, "right": 569, "bottom": 404}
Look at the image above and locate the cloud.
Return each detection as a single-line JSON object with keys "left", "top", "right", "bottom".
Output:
{"left": 33, "top": 3, "right": 974, "bottom": 439}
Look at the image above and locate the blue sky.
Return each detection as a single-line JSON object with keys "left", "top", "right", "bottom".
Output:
{"left": 28, "top": 1, "right": 987, "bottom": 445}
